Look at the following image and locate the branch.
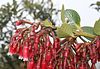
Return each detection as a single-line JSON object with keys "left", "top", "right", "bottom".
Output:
{"left": 74, "top": 31, "right": 96, "bottom": 38}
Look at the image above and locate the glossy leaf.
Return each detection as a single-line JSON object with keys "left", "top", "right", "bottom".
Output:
{"left": 56, "top": 23, "right": 74, "bottom": 38}
{"left": 43, "top": 19, "right": 53, "bottom": 27}
{"left": 82, "top": 26, "right": 95, "bottom": 40}
{"left": 64, "top": 9, "right": 81, "bottom": 26}
{"left": 61, "top": 5, "right": 65, "bottom": 23}
{"left": 82, "top": 26, "right": 94, "bottom": 35}
{"left": 94, "top": 19, "right": 100, "bottom": 35}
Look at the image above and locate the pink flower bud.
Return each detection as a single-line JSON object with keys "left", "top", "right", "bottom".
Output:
{"left": 16, "top": 20, "right": 23, "bottom": 26}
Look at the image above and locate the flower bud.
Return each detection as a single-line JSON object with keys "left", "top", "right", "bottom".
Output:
{"left": 16, "top": 20, "right": 24, "bottom": 26}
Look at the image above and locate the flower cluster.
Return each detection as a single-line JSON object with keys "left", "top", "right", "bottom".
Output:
{"left": 8, "top": 20, "right": 100, "bottom": 69}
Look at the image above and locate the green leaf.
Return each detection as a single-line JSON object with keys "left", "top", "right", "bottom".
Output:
{"left": 43, "top": 19, "right": 53, "bottom": 27}
{"left": 94, "top": 19, "right": 100, "bottom": 35}
{"left": 65, "top": 9, "right": 81, "bottom": 26}
{"left": 56, "top": 23, "right": 74, "bottom": 38}
{"left": 96, "top": 1, "right": 100, "bottom": 6}
{"left": 70, "top": 24, "right": 78, "bottom": 32}
{"left": 61, "top": 5, "right": 65, "bottom": 23}
{"left": 82, "top": 26, "right": 95, "bottom": 40}
{"left": 82, "top": 26, "right": 94, "bottom": 35}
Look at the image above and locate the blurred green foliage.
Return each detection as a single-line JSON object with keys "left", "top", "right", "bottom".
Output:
{"left": 90, "top": 1, "right": 100, "bottom": 12}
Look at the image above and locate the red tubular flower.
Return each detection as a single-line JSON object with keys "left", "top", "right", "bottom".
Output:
{"left": 82, "top": 50, "right": 87, "bottom": 60}
{"left": 97, "top": 52, "right": 100, "bottom": 61}
{"left": 15, "top": 29, "right": 22, "bottom": 33}
{"left": 28, "top": 42, "right": 32, "bottom": 51}
{"left": 68, "top": 66, "right": 75, "bottom": 69}
{"left": 9, "top": 19, "right": 100, "bottom": 69}
{"left": 78, "top": 61, "right": 87, "bottom": 69}
{"left": 8, "top": 43, "right": 18, "bottom": 55}
{"left": 18, "top": 46, "right": 23, "bottom": 60}
{"left": 46, "top": 50, "right": 52, "bottom": 62}
{"left": 59, "top": 59, "right": 63, "bottom": 69}
{"left": 75, "top": 53, "right": 81, "bottom": 64}
{"left": 63, "top": 58, "right": 67, "bottom": 69}
{"left": 33, "top": 34, "right": 40, "bottom": 52}
{"left": 34, "top": 43, "right": 38, "bottom": 52}
{"left": 68, "top": 59, "right": 75, "bottom": 69}
{"left": 16, "top": 20, "right": 33, "bottom": 26}
{"left": 92, "top": 44, "right": 96, "bottom": 54}
{"left": 34, "top": 34, "right": 40, "bottom": 43}
{"left": 27, "top": 60, "right": 36, "bottom": 69}
{"left": 41, "top": 57, "right": 47, "bottom": 69}
{"left": 51, "top": 48, "right": 56, "bottom": 57}
{"left": 70, "top": 58, "right": 75, "bottom": 69}
{"left": 48, "top": 61, "right": 53, "bottom": 69}
{"left": 53, "top": 37, "right": 60, "bottom": 50}
{"left": 11, "top": 36, "right": 16, "bottom": 42}
{"left": 28, "top": 43, "right": 34, "bottom": 58}
{"left": 45, "top": 35, "right": 52, "bottom": 48}
{"left": 8, "top": 43, "right": 14, "bottom": 55}
{"left": 23, "top": 45, "right": 29, "bottom": 61}
{"left": 39, "top": 46, "right": 44, "bottom": 54}
{"left": 91, "top": 45, "right": 97, "bottom": 64}
{"left": 75, "top": 43, "right": 82, "bottom": 53}
{"left": 36, "top": 57, "right": 41, "bottom": 69}
{"left": 64, "top": 48, "right": 70, "bottom": 58}
{"left": 29, "top": 51, "right": 34, "bottom": 59}
{"left": 87, "top": 45, "right": 94, "bottom": 60}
